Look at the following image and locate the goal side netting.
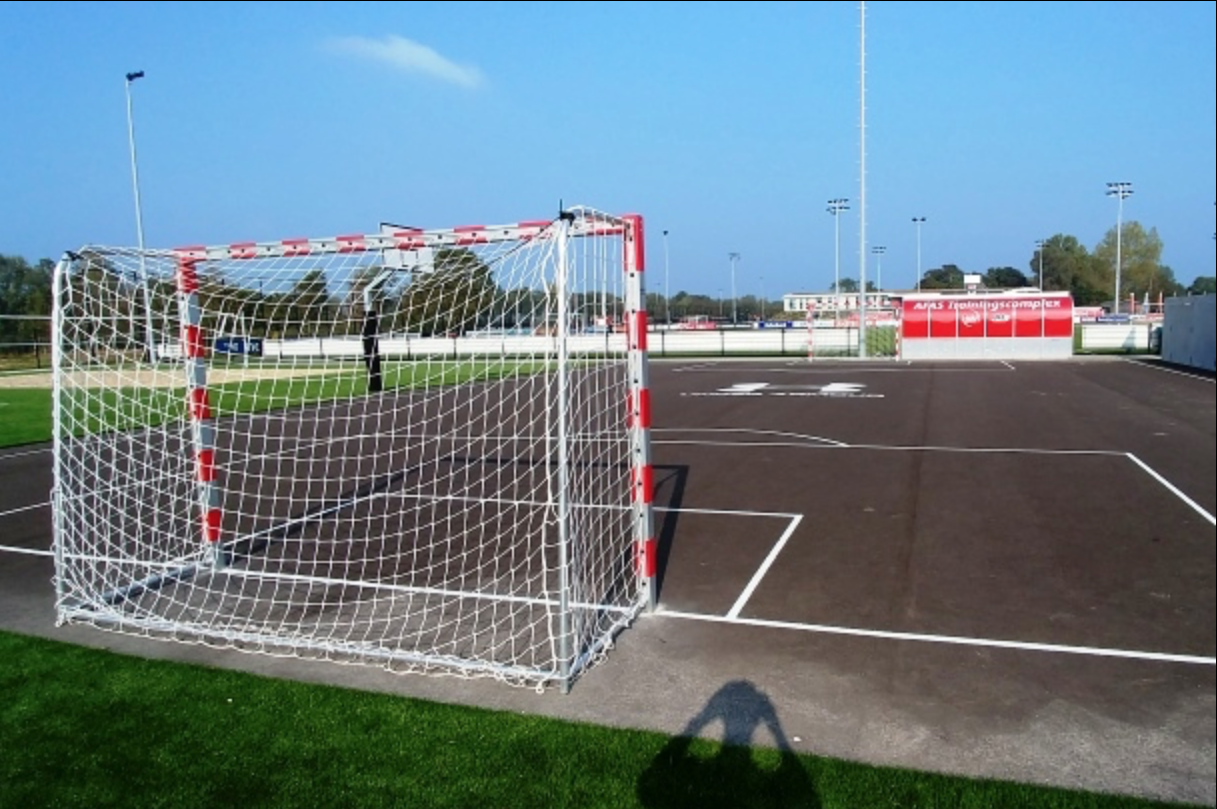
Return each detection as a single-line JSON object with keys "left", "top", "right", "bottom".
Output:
{"left": 50, "top": 207, "right": 654, "bottom": 692}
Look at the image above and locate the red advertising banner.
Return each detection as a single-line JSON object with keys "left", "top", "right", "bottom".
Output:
{"left": 900, "top": 294, "right": 1073, "bottom": 340}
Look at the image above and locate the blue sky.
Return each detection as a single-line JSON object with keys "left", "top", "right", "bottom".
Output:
{"left": 1, "top": 1, "right": 1214, "bottom": 300}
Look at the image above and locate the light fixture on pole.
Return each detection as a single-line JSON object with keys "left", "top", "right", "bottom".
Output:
{"left": 662, "top": 229, "right": 671, "bottom": 325}
{"left": 1106, "top": 181, "right": 1133, "bottom": 314}
{"left": 125, "top": 70, "right": 157, "bottom": 363}
{"left": 871, "top": 245, "right": 885, "bottom": 293}
{"left": 912, "top": 216, "right": 926, "bottom": 291}
{"left": 828, "top": 198, "right": 849, "bottom": 317}
{"left": 728, "top": 252, "right": 740, "bottom": 325}
{"left": 1035, "top": 239, "right": 1046, "bottom": 290}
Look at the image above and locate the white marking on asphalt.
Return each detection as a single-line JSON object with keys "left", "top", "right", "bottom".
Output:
{"left": 1126, "top": 453, "right": 1216, "bottom": 527}
{"left": 0, "top": 501, "right": 49, "bottom": 519}
{"left": 656, "top": 610, "right": 1216, "bottom": 666}
{"left": 728, "top": 514, "right": 803, "bottom": 619}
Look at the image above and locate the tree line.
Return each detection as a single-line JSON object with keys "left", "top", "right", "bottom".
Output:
{"left": 0, "top": 248, "right": 628, "bottom": 355}
{"left": 864, "top": 221, "right": 1214, "bottom": 305}
{"left": 5, "top": 219, "right": 1215, "bottom": 345}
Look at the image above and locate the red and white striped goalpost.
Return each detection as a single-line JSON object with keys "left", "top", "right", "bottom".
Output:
{"left": 623, "top": 214, "right": 656, "bottom": 610}
{"left": 175, "top": 249, "right": 224, "bottom": 565}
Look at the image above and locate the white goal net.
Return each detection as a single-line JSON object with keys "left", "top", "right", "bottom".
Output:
{"left": 51, "top": 207, "right": 654, "bottom": 691}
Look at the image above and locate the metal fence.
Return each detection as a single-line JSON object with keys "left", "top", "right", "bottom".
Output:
{"left": 0, "top": 314, "right": 52, "bottom": 370}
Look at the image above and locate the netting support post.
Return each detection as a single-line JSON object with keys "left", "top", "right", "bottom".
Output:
{"left": 50, "top": 254, "right": 73, "bottom": 614}
{"left": 624, "top": 214, "right": 656, "bottom": 611}
{"left": 175, "top": 249, "right": 225, "bottom": 569}
{"left": 555, "top": 212, "right": 574, "bottom": 692}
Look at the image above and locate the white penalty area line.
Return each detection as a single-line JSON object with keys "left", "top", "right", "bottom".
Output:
{"left": 655, "top": 610, "right": 1216, "bottom": 667}
{"left": 654, "top": 430, "right": 1215, "bottom": 526}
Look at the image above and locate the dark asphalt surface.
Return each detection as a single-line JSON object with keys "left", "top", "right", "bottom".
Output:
{"left": 1, "top": 357, "right": 1213, "bottom": 805}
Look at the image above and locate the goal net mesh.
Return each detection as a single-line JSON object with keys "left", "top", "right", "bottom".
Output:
{"left": 51, "top": 207, "right": 647, "bottom": 690}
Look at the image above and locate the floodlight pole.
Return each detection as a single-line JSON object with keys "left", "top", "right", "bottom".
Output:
{"left": 858, "top": 0, "right": 868, "bottom": 357}
{"left": 828, "top": 199, "right": 849, "bottom": 318}
{"left": 728, "top": 252, "right": 740, "bottom": 325}
{"left": 1106, "top": 181, "right": 1133, "bottom": 314}
{"left": 913, "top": 216, "right": 925, "bottom": 291}
{"left": 662, "top": 229, "right": 671, "bottom": 325}
{"left": 125, "top": 70, "right": 157, "bottom": 362}
{"left": 872, "top": 245, "right": 886, "bottom": 292}
{"left": 1035, "top": 239, "right": 1046, "bottom": 290}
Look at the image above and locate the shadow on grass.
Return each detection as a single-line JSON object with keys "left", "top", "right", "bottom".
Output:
{"left": 636, "top": 679, "right": 818, "bottom": 809}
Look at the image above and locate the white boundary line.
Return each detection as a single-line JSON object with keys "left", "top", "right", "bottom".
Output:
{"left": 1, "top": 544, "right": 51, "bottom": 557}
{"left": 656, "top": 609, "right": 1215, "bottom": 666}
{"left": 1119, "top": 356, "right": 1215, "bottom": 383}
{"left": 0, "top": 446, "right": 52, "bottom": 460}
{"left": 0, "top": 502, "right": 48, "bottom": 519}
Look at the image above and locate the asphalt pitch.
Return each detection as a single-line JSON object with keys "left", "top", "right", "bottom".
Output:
{"left": 2, "top": 356, "right": 1214, "bottom": 805}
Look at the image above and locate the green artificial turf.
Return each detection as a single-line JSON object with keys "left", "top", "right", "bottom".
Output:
{"left": 0, "top": 388, "right": 52, "bottom": 447}
{"left": 0, "top": 631, "right": 1197, "bottom": 809}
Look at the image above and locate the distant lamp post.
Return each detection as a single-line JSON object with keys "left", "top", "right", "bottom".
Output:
{"left": 871, "top": 245, "right": 886, "bottom": 293}
{"left": 912, "top": 216, "right": 926, "bottom": 291}
{"left": 828, "top": 199, "right": 849, "bottom": 315}
{"left": 728, "top": 252, "right": 740, "bottom": 325}
{"left": 1035, "top": 239, "right": 1046, "bottom": 290}
{"left": 1106, "top": 181, "right": 1133, "bottom": 313}
{"left": 662, "top": 229, "right": 671, "bottom": 325}
{"left": 125, "top": 69, "right": 157, "bottom": 362}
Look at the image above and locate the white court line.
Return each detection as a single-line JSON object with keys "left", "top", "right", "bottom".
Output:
{"left": 656, "top": 609, "right": 1216, "bottom": 667}
{"left": 0, "top": 501, "right": 49, "bottom": 519}
{"left": 656, "top": 432, "right": 1208, "bottom": 531}
{"left": 728, "top": 514, "right": 803, "bottom": 619}
{"left": 671, "top": 363, "right": 1017, "bottom": 374}
{"left": 0, "top": 446, "right": 52, "bottom": 460}
{"left": 655, "top": 436, "right": 1125, "bottom": 457}
{"left": 1127, "top": 453, "right": 1216, "bottom": 526}
{"left": 1119, "top": 357, "right": 1216, "bottom": 383}
{"left": 655, "top": 427, "right": 847, "bottom": 447}
{"left": 0, "top": 544, "right": 51, "bottom": 557}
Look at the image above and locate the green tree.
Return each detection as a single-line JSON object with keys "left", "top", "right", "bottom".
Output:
{"left": 1187, "top": 276, "right": 1216, "bottom": 295}
{"left": 833, "top": 277, "right": 860, "bottom": 293}
{"left": 1035, "top": 235, "right": 1109, "bottom": 306}
{"left": 1093, "top": 221, "right": 1169, "bottom": 305}
{"left": 919, "top": 264, "right": 965, "bottom": 290}
{"left": 0, "top": 255, "right": 53, "bottom": 355}
{"left": 399, "top": 248, "right": 495, "bottom": 336}
{"left": 983, "top": 266, "right": 1028, "bottom": 289}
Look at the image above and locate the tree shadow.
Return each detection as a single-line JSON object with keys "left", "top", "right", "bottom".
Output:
{"left": 636, "top": 680, "right": 819, "bottom": 809}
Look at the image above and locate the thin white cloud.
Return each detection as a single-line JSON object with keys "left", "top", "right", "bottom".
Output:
{"left": 329, "top": 34, "right": 484, "bottom": 89}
